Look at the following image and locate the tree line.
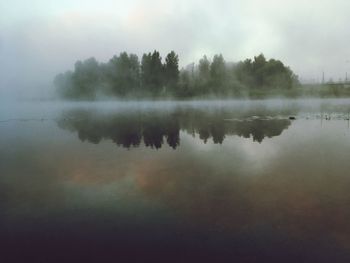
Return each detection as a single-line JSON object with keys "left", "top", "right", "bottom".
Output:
{"left": 54, "top": 51, "right": 299, "bottom": 99}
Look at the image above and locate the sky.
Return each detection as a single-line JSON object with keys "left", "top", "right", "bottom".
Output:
{"left": 1, "top": 0, "right": 350, "bottom": 98}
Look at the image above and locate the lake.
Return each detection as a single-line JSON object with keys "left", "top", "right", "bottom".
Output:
{"left": 1, "top": 99, "right": 350, "bottom": 262}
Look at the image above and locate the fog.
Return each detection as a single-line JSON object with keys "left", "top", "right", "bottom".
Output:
{"left": 2, "top": 98, "right": 350, "bottom": 122}
{"left": 3, "top": 3, "right": 350, "bottom": 260}
{"left": 3, "top": 96, "right": 350, "bottom": 261}
{"left": 2, "top": 0, "right": 350, "bottom": 100}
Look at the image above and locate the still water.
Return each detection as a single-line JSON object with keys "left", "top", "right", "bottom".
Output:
{"left": 1, "top": 99, "right": 350, "bottom": 262}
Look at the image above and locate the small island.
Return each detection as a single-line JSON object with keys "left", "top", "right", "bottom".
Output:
{"left": 54, "top": 52, "right": 302, "bottom": 99}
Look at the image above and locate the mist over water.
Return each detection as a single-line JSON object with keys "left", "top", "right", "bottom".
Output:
{"left": 1, "top": 99, "right": 350, "bottom": 262}
{"left": 3, "top": 0, "right": 350, "bottom": 261}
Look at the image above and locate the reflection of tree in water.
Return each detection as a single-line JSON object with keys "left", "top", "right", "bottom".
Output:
{"left": 228, "top": 119, "right": 291, "bottom": 143}
{"left": 58, "top": 108, "right": 292, "bottom": 149}
{"left": 142, "top": 115, "right": 180, "bottom": 149}
{"left": 58, "top": 111, "right": 180, "bottom": 149}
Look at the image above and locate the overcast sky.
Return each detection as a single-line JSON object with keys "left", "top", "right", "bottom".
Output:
{"left": 1, "top": 0, "right": 350, "bottom": 98}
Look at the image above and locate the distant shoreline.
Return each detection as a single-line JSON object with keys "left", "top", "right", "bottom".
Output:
{"left": 54, "top": 83, "right": 350, "bottom": 101}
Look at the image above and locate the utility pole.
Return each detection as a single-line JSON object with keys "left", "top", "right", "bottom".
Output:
{"left": 346, "top": 60, "right": 350, "bottom": 84}
{"left": 322, "top": 71, "right": 325, "bottom": 84}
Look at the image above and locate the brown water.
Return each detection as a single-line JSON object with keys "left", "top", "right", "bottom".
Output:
{"left": 1, "top": 99, "right": 350, "bottom": 262}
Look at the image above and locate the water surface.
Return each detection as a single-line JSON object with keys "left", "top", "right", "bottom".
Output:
{"left": 1, "top": 99, "right": 350, "bottom": 262}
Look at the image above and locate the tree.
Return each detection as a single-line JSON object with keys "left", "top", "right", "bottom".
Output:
{"left": 106, "top": 52, "right": 140, "bottom": 96}
{"left": 234, "top": 53, "right": 299, "bottom": 91}
{"left": 235, "top": 59, "right": 253, "bottom": 86}
{"left": 71, "top": 57, "right": 100, "bottom": 99}
{"left": 252, "top": 53, "right": 267, "bottom": 87}
{"left": 54, "top": 70, "right": 73, "bottom": 98}
{"left": 164, "top": 51, "right": 179, "bottom": 92}
{"left": 141, "top": 50, "right": 164, "bottom": 95}
{"left": 178, "top": 69, "right": 195, "bottom": 97}
{"left": 197, "top": 55, "right": 211, "bottom": 94}
{"left": 210, "top": 54, "right": 227, "bottom": 93}
{"left": 262, "top": 59, "right": 299, "bottom": 89}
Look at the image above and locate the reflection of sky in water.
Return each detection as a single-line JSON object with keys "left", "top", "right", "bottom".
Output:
{"left": 1, "top": 100, "right": 350, "bottom": 262}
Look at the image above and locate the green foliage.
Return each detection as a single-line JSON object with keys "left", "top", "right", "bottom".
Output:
{"left": 177, "top": 70, "right": 196, "bottom": 97}
{"left": 141, "top": 51, "right": 164, "bottom": 95}
{"left": 105, "top": 52, "right": 140, "bottom": 96}
{"left": 197, "top": 55, "right": 211, "bottom": 93}
{"left": 210, "top": 54, "right": 227, "bottom": 94}
{"left": 71, "top": 57, "right": 101, "bottom": 99}
{"left": 164, "top": 51, "right": 180, "bottom": 93}
{"left": 54, "top": 71, "right": 74, "bottom": 98}
{"left": 234, "top": 54, "right": 299, "bottom": 91}
{"left": 54, "top": 51, "right": 300, "bottom": 99}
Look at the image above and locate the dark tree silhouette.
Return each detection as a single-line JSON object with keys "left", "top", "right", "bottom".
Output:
{"left": 105, "top": 52, "right": 140, "bottom": 96}
{"left": 210, "top": 54, "right": 227, "bottom": 94}
{"left": 197, "top": 55, "right": 211, "bottom": 94}
{"left": 141, "top": 51, "right": 164, "bottom": 95}
{"left": 164, "top": 51, "right": 180, "bottom": 93}
{"left": 54, "top": 52, "right": 299, "bottom": 99}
